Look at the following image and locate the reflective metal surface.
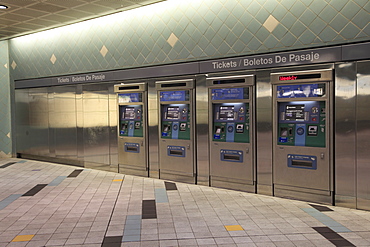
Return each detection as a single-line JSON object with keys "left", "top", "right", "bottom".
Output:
{"left": 357, "top": 60, "right": 370, "bottom": 211}
{"left": 334, "top": 63, "right": 357, "bottom": 208}
{"left": 195, "top": 75, "right": 209, "bottom": 186}
{"left": 255, "top": 70, "right": 273, "bottom": 195}
{"left": 82, "top": 84, "right": 110, "bottom": 171}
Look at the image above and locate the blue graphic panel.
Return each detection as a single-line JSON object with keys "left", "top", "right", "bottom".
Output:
{"left": 287, "top": 154, "right": 317, "bottom": 170}
{"left": 211, "top": 88, "right": 248, "bottom": 100}
{"left": 220, "top": 149, "right": 243, "bottom": 163}
{"left": 167, "top": 145, "right": 186, "bottom": 157}
{"left": 277, "top": 84, "right": 324, "bottom": 98}
{"left": 160, "top": 91, "right": 187, "bottom": 101}
{"left": 118, "top": 93, "right": 142, "bottom": 102}
{"left": 124, "top": 142, "right": 140, "bottom": 153}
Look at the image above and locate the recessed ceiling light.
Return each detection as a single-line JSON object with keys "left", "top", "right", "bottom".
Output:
{"left": 0, "top": 5, "right": 8, "bottom": 9}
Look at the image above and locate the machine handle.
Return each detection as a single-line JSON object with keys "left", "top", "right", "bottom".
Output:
{"left": 141, "top": 141, "right": 144, "bottom": 146}
{"left": 246, "top": 148, "right": 249, "bottom": 154}
{"left": 187, "top": 145, "right": 190, "bottom": 150}
{"left": 320, "top": 153, "right": 325, "bottom": 159}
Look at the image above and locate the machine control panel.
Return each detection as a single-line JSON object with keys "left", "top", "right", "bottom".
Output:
{"left": 160, "top": 90, "right": 191, "bottom": 140}
{"left": 118, "top": 92, "right": 144, "bottom": 138}
{"left": 213, "top": 103, "right": 250, "bottom": 143}
{"left": 119, "top": 104, "right": 143, "bottom": 137}
{"left": 276, "top": 82, "right": 327, "bottom": 148}
{"left": 211, "top": 87, "right": 250, "bottom": 143}
{"left": 161, "top": 104, "right": 190, "bottom": 140}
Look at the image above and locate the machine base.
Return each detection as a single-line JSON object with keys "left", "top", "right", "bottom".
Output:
{"left": 274, "top": 184, "right": 333, "bottom": 205}
{"left": 159, "top": 170, "right": 196, "bottom": 184}
{"left": 17, "top": 153, "right": 84, "bottom": 167}
{"left": 210, "top": 176, "right": 255, "bottom": 193}
{"left": 118, "top": 164, "right": 148, "bottom": 177}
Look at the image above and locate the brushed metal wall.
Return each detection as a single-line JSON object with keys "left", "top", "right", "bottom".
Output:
{"left": 15, "top": 83, "right": 118, "bottom": 170}
{"left": 14, "top": 62, "right": 370, "bottom": 210}
{"left": 356, "top": 60, "right": 370, "bottom": 211}
{"left": 334, "top": 62, "right": 357, "bottom": 208}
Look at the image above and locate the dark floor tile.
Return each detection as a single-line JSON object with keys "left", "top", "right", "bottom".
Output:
{"left": 165, "top": 181, "right": 177, "bottom": 190}
{"left": 102, "top": 236, "right": 122, "bottom": 244}
{"left": 313, "top": 227, "right": 335, "bottom": 233}
{"left": 0, "top": 162, "right": 17, "bottom": 168}
{"left": 142, "top": 200, "right": 157, "bottom": 219}
{"left": 22, "top": 184, "right": 48, "bottom": 196}
{"left": 330, "top": 239, "right": 355, "bottom": 247}
{"left": 313, "top": 227, "right": 355, "bottom": 247}
{"left": 309, "top": 203, "right": 334, "bottom": 212}
{"left": 67, "top": 169, "right": 83, "bottom": 178}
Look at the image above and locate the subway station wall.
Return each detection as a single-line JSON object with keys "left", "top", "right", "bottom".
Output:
{"left": 0, "top": 40, "right": 11, "bottom": 157}
{"left": 8, "top": 0, "right": 370, "bottom": 81}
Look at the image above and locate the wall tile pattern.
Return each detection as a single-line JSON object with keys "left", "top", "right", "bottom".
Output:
{"left": 7, "top": 0, "right": 370, "bottom": 81}
{"left": 0, "top": 40, "right": 11, "bottom": 156}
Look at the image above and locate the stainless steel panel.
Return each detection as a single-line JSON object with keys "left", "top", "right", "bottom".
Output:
{"left": 82, "top": 84, "right": 110, "bottom": 171}
{"left": 108, "top": 84, "right": 118, "bottom": 172}
{"left": 52, "top": 86, "right": 77, "bottom": 160}
{"left": 357, "top": 60, "right": 370, "bottom": 211}
{"left": 256, "top": 70, "right": 273, "bottom": 195}
{"left": 195, "top": 75, "right": 209, "bottom": 186}
{"left": 15, "top": 89, "right": 30, "bottom": 154}
{"left": 148, "top": 80, "right": 159, "bottom": 178}
{"left": 334, "top": 62, "right": 357, "bottom": 208}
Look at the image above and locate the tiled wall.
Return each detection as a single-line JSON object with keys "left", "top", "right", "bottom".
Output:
{"left": 8, "top": 0, "right": 370, "bottom": 81}
{"left": 0, "top": 40, "right": 11, "bottom": 157}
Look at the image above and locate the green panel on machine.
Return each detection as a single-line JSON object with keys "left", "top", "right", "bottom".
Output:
{"left": 119, "top": 105, "right": 143, "bottom": 137}
{"left": 161, "top": 104, "right": 191, "bottom": 140}
{"left": 277, "top": 101, "right": 326, "bottom": 147}
{"left": 213, "top": 102, "right": 250, "bottom": 143}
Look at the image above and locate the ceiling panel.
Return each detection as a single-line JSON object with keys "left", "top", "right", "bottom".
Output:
{"left": 0, "top": 0, "right": 165, "bottom": 40}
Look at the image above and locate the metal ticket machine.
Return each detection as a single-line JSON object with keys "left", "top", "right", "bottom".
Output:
{"left": 114, "top": 83, "right": 148, "bottom": 176}
{"left": 156, "top": 79, "right": 196, "bottom": 183}
{"left": 272, "top": 69, "right": 333, "bottom": 204}
{"left": 207, "top": 75, "right": 255, "bottom": 192}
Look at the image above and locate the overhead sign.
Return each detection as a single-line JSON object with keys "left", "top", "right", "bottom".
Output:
{"left": 200, "top": 47, "right": 342, "bottom": 73}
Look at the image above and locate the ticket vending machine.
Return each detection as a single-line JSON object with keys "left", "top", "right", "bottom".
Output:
{"left": 272, "top": 69, "right": 333, "bottom": 204}
{"left": 207, "top": 75, "right": 255, "bottom": 192}
{"left": 114, "top": 83, "right": 148, "bottom": 176}
{"left": 156, "top": 79, "right": 195, "bottom": 183}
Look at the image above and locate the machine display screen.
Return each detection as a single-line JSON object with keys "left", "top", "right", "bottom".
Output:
{"left": 285, "top": 104, "right": 304, "bottom": 121}
{"left": 166, "top": 107, "right": 180, "bottom": 120}
{"left": 218, "top": 106, "right": 234, "bottom": 120}
{"left": 124, "top": 107, "right": 136, "bottom": 119}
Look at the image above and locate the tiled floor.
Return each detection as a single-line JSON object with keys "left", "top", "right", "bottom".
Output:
{"left": 1, "top": 159, "right": 370, "bottom": 246}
